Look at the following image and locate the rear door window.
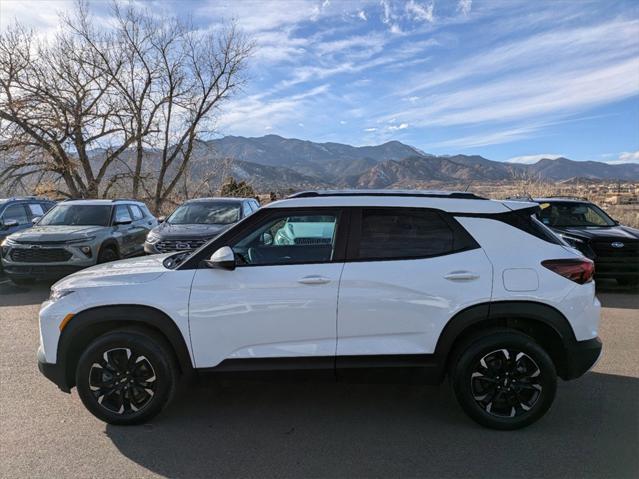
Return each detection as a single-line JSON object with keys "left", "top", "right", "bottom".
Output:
{"left": 28, "top": 203, "right": 45, "bottom": 217}
{"left": 355, "top": 208, "right": 471, "bottom": 260}
{"left": 114, "top": 205, "right": 132, "bottom": 223}
{"left": 129, "top": 204, "right": 144, "bottom": 220}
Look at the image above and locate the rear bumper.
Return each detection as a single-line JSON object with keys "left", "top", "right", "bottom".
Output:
{"left": 562, "top": 337, "right": 603, "bottom": 380}
{"left": 37, "top": 346, "right": 70, "bottom": 393}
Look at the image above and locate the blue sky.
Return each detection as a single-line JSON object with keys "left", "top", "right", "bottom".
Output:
{"left": 1, "top": 0, "right": 638, "bottom": 164}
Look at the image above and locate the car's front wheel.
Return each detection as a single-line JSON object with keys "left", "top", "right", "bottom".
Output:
{"left": 75, "top": 330, "right": 178, "bottom": 425}
{"left": 451, "top": 330, "right": 557, "bottom": 430}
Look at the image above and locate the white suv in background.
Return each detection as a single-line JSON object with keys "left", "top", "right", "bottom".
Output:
{"left": 37, "top": 190, "right": 601, "bottom": 429}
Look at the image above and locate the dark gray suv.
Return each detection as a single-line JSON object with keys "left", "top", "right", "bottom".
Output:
{"left": 0, "top": 197, "right": 56, "bottom": 245}
{"left": 1, "top": 199, "right": 157, "bottom": 283}
{"left": 144, "top": 197, "right": 259, "bottom": 254}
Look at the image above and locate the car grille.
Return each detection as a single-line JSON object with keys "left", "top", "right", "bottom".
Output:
{"left": 591, "top": 240, "right": 639, "bottom": 277}
{"left": 10, "top": 248, "right": 72, "bottom": 263}
{"left": 155, "top": 238, "right": 209, "bottom": 253}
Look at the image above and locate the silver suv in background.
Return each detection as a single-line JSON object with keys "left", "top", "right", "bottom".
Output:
{"left": 1, "top": 199, "right": 156, "bottom": 284}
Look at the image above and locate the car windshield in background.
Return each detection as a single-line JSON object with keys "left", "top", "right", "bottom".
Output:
{"left": 38, "top": 205, "right": 112, "bottom": 226}
{"left": 537, "top": 202, "right": 616, "bottom": 227}
{"left": 167, "top": 202, "right": 240, "bottom": 225}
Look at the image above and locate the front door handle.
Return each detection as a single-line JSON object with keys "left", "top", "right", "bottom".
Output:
{"left": 444, "top": 271, "right": 480, "bottom": 281}
{"left": 298, "top": 275, "right": 331, "bottom": 285}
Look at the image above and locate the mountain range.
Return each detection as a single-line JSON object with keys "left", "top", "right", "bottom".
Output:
{"left": 187, "top": 135, "right": 639, "bottom": 190}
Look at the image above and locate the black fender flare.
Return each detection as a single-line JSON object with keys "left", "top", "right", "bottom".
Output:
{"left": 434, "top": 300, "right": 576, "bottom": 362}
{"left": 98, "top": 239, "right": 120, "bottom": 258}
{"left": 57, "top": 304, "right": 193, "bottom": 391}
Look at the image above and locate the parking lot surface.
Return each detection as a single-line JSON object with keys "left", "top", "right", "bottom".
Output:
{"left": 1, "top": 275, "right": 637, "bottom": 479}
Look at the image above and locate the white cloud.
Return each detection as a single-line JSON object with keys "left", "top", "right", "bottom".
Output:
{"left": 506, "top": 154, "right": 563, "bottom": 164}
{"left": 357, "top": 10, "right": 368, "bottom": 21}
{"left": 364, "top": 127, "right": 377, "bottom": 132}
{"left": 457, "top": 0, "right": 472, "bottom": 17}
{"left": 340, "top": 120, "right": 347, "bottom": 124}
{"left": 606, "top": 150, "right": 639, "bottom": 165}
{"left": 388, "top": 123, "right": 409, "bottom": 131}
{"left": 405, "top": 0, "right": 435, "bottom": 23}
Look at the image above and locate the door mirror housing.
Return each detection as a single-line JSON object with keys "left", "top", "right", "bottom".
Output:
{"left": 1, "top": 219, "right": 19, "bottom": 229}
{"left": 203, "top": 246, "right": 236, "bottom": 270}
{"left": 32, "top": 216, "right": 41, "bottom": 225}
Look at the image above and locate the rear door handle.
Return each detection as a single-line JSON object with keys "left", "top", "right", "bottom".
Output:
{"left": 444, "top": 271, "right": 480, "bottom": 281}
{"left": 298, "top": 275, "right": 331, "bottom": 285}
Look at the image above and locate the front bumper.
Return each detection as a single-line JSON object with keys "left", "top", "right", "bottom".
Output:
{"left": 3, "top": 263, "right": 85, "bottom": 280}
{"left": 562, "top": 337, "right": 603, "bottom": 380}
{"left": 37, "top": 346, "right": 70, "bottom": 393}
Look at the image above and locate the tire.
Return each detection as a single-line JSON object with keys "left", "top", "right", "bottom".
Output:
{"left": 75, "top": 330, "right": 178, "bottom": 425}
{"left": 616, "top": 277, "right": 639, "bottom": 287}
{"left": 451, "top": 330, "right": 557, "bottom": 430}
{"left": 97, "top": 245, "right": 119, "bottom": 264}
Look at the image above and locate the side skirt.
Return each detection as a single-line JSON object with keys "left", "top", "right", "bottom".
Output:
{"left": 196, "top": 355, "right": 445, "bottom": 385}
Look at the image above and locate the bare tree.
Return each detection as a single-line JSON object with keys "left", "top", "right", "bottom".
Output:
{"left": 0, "top": 1, "right": 252, "bottom": 211}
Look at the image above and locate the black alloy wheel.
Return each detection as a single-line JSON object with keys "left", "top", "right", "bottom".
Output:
{"left": 76, "top": 330, "right": 178, "bottom": 425}
{"left": 452, "top": 330, "right": 557, "bottom": 430}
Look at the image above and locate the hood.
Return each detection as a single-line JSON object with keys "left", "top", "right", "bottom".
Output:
{"left": 153, "top": 222, "right": 230, "bottom": 239}
{"left": 552, "top": 225, "right": 639, "bottom": 242}
{"left": 53, "top": 253, "right": 174, "bottom": 290}
{"left": 9, "top": 225, "right": 105, "bottom": 243}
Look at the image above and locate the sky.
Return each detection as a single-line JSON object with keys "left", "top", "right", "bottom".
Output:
{"left": 1, "top": 0, "right": 638, "bottom": 164}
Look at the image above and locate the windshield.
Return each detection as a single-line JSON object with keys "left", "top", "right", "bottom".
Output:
{"left": 39, "top": 204, "right": 112, "bottom": 226}
{"left": 537, "top": 202, "right": 616, "bottom": 227}
{"left": 167, "top": 202, "right": 240, "bottom": 225}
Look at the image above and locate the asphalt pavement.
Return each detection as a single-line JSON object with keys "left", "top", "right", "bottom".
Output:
{"left": 0, "top": 275, "right": 637, "bottom": 478}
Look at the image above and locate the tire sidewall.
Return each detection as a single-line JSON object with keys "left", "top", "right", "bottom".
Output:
{"left": 453, "top": 331, "right": 557, "bottom": 430}
{"left": 97, "top": 246, "right": 118, "bottom": 264}
{"left": 75, "top": 331, "right": 176, "bottom": 425}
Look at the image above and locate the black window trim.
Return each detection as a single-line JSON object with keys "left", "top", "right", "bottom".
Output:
{"left": 345, "top": 206, "right": 480, "bottom": 263}
{"left": 180, "top": 206, "right": 350, "bottom": 270}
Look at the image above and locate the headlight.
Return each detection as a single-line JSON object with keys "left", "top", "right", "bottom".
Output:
{"left": 558, "top": 233, "right": 584, "bottom": 247}
{"left": 1, "top": 237, "right": 16, "bottom": 247}
{"left": 49, "top": 289, "right": 75, "bottom": 302}
{"left": 146, "top": 231, "right": 161, "bottom": 244}
{"left": 65, "top": 236, "right": 95, "bottom": 244}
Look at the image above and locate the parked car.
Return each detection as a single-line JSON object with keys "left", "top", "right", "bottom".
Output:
{"left": 0, "top": 196, "right": 56, "bottom": 245}
{"left": 1, "top": 199, "right": 156, "bottom": 284}
{"left": 37, "top": 190, "right": 601, "bottom": 429}
{"left": 532, "top": 197, "right": 639, "bottom": 286}
{"left": 144, "top": 197, "right": 259, "bottom": 254}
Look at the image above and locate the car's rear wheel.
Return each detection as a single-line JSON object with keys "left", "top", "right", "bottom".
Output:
{"left": 97, "top": 246, "right": 119, "bottom": 264}
{"left": 451, "top": 330, "right": 557, "bottom": 430}
{"left": 75, "top": 330, "right": 178, "bottom": 425}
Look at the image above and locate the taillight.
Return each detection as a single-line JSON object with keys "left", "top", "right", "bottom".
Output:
{"left": 541, "top": 259, "right": 595, "bottom": 284}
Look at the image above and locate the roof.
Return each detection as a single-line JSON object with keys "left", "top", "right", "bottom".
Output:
{"left": 266, "top": 189, "right": 536, "bottom": 214}
{"left": 60, "top": 199, "right": 146, "bottom": 206}
{"left": 533, "top": 197, "right": 591, "bottom": 203}
{"left": 184, "top": 197, "right": 250, "bottom": 203}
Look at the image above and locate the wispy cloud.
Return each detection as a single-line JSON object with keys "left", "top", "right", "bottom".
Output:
{"left": 606, "top": 150, "right": 639, "bottom": 165}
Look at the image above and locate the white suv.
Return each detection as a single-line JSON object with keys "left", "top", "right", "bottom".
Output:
{"left": 37, "top": 190, "right": 602, "bottom": 429}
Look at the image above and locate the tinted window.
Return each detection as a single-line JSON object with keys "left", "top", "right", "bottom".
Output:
{"left": 242, "top": 202, "right": 252, "bottom": 217}
{"left": 39, "top": 205, "right": 112, "bottom": 226}
{"left": 28, "top": 203, "right": 45, "bottom": 217}
{"left": 114, "top": 205, "right": 132, "bottom": 223}
{"left": 129, "top": 204, "right": 144, "bottom": 220}
{"left": 358, "top": 208, "right": 455, "bottom": 260}
{"left": 232, "top": 213, "right": 338, "bottom": 266}
{"left": 2, "top": 204, "right": 29, "bottom": 225}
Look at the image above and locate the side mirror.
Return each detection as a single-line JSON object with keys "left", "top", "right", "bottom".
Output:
{"left": 158, "top": 216, "right": 166, "bottom": 223}
{"left": 114, "top": 219, "right": 132, "bottom": 226}
{"left": 32, "top": 216, "right": 41, "bottom": 225}
{"left": 1, "top": 219, "right": 18, "bottom": 229}
{"left": 203, "top": 246, "right": 236, "bottom": 270}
